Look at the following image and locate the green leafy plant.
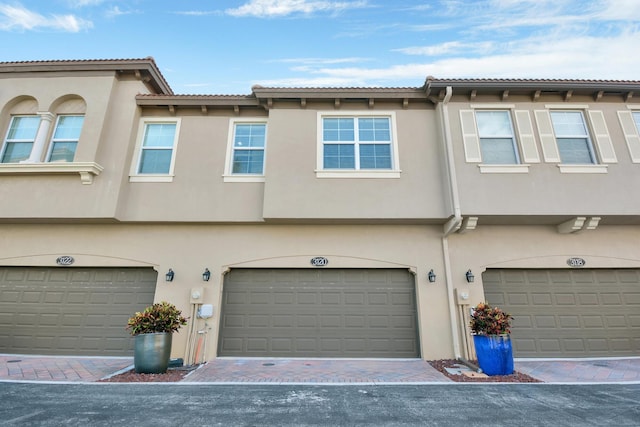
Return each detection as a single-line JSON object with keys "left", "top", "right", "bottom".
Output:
{"left": 469, "top": 302, "right": 513, "bottom": 335}
{"left": 126, "top": 301, "right": 188, "bottom": 336}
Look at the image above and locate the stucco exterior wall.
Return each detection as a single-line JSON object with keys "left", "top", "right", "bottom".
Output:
{"left": 445, "top": 94, "right": 640, "bottom": 218}
{"left": 0, "top": 223, "right": 454, "bottom": 360}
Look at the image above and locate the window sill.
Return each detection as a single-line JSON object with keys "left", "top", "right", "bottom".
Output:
{"left": 223, "top": 175, "right": 265, "bottom": 183}
{"left": 558, "top": 164, "right": 608, "bottom": 174}
{"left": 478, "top": 164, "right": 530, "bottom": 173}
{"left": 129, "top": 175, "right": 175, "bottom": 183}
{"left": 315, "top": 170, "right": 401, "bottom": 179}
{"left": 0, "top": 162, "right": 104, "bottom": 184}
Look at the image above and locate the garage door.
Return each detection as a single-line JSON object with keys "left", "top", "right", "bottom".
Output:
{"left": 0, "top": 267, "right": 157, "bottom": 356}
{"left": 483, "top": 269, "right": 640, "bottom": 358}
{"left": 218, "top": 269, "right": 419, "bottom": 358}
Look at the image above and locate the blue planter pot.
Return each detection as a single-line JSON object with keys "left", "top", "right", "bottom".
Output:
{"left": 473, "top": 334, "right": 514, "bottom": 376}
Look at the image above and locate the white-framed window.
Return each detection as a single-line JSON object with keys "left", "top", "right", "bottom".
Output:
{"left": 0, "top": 116, "right": 40, "bottom": 163}
{"left": 549, "top": 111, "right": 597, "bottom": 164}
{"left": 47, "top": 115, "right": 84, "bottom": 162}
{"left": 224, "top": 119, "right": 267, "bottom": 182}
{"left": 316, "top": 112, "right": 400, "bottom": 178}
{"left": 475, "top": 110, "right": 520, "bottom": 164}
{"left": 130, "top": 118, "right": 180, "bottom": 182}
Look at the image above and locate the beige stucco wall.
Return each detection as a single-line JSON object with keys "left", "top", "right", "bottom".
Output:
{"left": 0, "top": 73, "right": 151, "bottom": 219}
{"left": 446, "top": 95, "right": 640, "bottom": 217}
{"left": 262, "top": 107, "right": 449, "bottom": 220}
{"left": 0, "top": 223, "right": 454, "bottom": 360}
{"left": 116, "top": 103, "right": 450, "bottom": 222}
{"left": 116, "top": 112, "right": 268, "bottom": 222}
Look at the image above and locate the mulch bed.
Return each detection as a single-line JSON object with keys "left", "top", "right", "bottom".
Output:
{"left": 98, "top": 367, "right": 195, "bottom": 383}
{"left": 428, "top": 359, "right": 541, "bottom": 382}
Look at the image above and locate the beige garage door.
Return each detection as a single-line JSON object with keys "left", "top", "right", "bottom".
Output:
{"left": 218, "top": 268, "right": 419, "bottom": 358}
{"left": 0, "top": 267, "right": 157, "bottom": 356}
{"left": 483, "top": 269, "right": 640, "bottom": 358}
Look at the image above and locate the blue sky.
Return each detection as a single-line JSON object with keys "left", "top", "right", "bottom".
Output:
{"left": 1, "top": 0, "right": 639, "bottom": 94}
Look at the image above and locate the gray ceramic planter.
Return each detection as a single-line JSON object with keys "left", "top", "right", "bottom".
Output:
{"left": 134, "top": 332, "right": 172, "bottom": 374}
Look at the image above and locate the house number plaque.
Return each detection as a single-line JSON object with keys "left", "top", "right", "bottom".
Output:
{"left": 310, "top": 257, "right": 329, "bottom": 267}
{"left": 56, "top": 256, "right": 75, "bottom": 266}
{"left": 566, "top": 257, "right": 585, "bottom": 268}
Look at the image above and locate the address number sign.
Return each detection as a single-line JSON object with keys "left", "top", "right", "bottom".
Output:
{"left": 310, "top": 257, "right": 329, "bottom": 267}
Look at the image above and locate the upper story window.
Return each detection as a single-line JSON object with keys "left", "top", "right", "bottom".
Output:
{"left": 549, "top": 111, "right": 596, "bottom": 164}
{"left": 317, "top": 112, "right": 400, "bottom": 178}
{"left": 459, "top": 106, "right": 538, "bottom": 173}
{"left": 536, "top": 106, "right": 615, "bottom": 172}
{"left": 323, "top": 117, "right": 392, "bottom": 169}
{"left": 1, "top": 116, "right": 40, "bottom": 163}
{"left": 223, "top": 119, "right": 267, "bottom": 183}
{"left": 475, "top": 111, "right": 519, "bottom": 164}
{"left": 47, "top": 115, "right": 84, "bottom": 162}
{"left": 232, "top": 123, "right": 266, "bottom": 174}
{"left": 130, "top": 118, "right": 180, "bottom": 182}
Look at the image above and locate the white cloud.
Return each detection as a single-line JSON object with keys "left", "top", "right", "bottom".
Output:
{"left": 595, "top": 0, "right": 640, "bottom": 20}
{"left": 0, "top": 4, "right": 93, "bottom": 32}
{"left": 174, "top": 10, "right": 222, "bottom": 16}
{"left": 105, "top": 6, "right": 135, "bottom": 18}
{"left": 395, "top": 41, "right": 495, "bottom": 56}
{"left": 274, "top": 57, "right": 370, "bottom": 64}
{"left": 66, "top": 0, "right": 105, "bottom": 7}
{"left": 226, "top": 0, "right": 368, "bottom": 18}
{"left": 263, "top": 29, "right": 640, "bottom": 88}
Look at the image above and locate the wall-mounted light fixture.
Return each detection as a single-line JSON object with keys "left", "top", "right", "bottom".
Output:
{"left": 428, "top": 269, "right": 436, "bottom": 283}
{"left": 202, "top": 268, "right": 211, "bottom": 282}
{"left": 165, "top": 268, "right": 175, "bottom": 282}
{"left": 465, "top": 269, "right": 474, "bottom": 283}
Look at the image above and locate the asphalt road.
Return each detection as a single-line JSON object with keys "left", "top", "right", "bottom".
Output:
{"left": 1, "top": 383, "right": 639, "bottom": 426}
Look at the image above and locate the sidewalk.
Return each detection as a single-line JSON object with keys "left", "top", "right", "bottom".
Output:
{"left": 2, "top": 354, "right": 640, "bottom": 384}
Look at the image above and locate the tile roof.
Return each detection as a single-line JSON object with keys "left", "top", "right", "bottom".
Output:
{"left": 0, "top": 57, "right": 173, "bottom": 95}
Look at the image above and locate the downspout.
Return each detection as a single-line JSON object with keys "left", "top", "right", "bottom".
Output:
{"left": 438, "top": 86, "right": 464, "bottom": 360}
{"left": 441, "top": 86, "right": 461, "bottom": 236}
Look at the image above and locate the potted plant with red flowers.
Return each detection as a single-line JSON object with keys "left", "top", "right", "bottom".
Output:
{"left": 469, "top": 302, "right": 514, "bottom": 376}
{"left": 126, "top": 301, "right": 188, "bottom": 374}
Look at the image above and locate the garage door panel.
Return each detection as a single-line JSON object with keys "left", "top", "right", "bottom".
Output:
{"left": 625, "top": 293, "right": 640, "bottom": 304}
{"left": 0, "top": 267, "right": 156, "bottom": 356}
{"left": 484, "top": 268, "right": 640, "bottom": 357}
{"left": 505, "top": 293, "right": 528, "bottom": 305}
{"left": 219, "top": 268, "right": 418, "bottom": 358}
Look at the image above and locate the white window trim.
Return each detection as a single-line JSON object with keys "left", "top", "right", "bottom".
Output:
{"left": 549, "top": 110, "right": 599, "bottom": 165}
{"left": 45, "top": 114, "right": 83, "bottom": 163}
{"left": 316, "top": 111, "right": 401, "bottom": 179}
{"left": 223, "top": 118, "right": 267, "bottom": 183}
{"left": 474, "top": 109, "right": 522, "bottom": 164}
{"left": 545, "top": 104, "right": 589, "bottom": 110}
{"left": 129, "top": 118, "right": 181, "bottom": 183}
{"left": 0, "top": 114, "right": 42, "bottom": 163}
{"left": 479, "top": 164, "right": 530, "bottom": 173}
{"left": 0, "top": 162, "right": 103, "bottom": 184}
{"left": 557, "top": 164, "right": 608, "bottom": 174}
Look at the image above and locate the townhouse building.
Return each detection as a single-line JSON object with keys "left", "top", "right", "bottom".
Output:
{"left": 0, "top": 58, "right": 638, "bottom": 362}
